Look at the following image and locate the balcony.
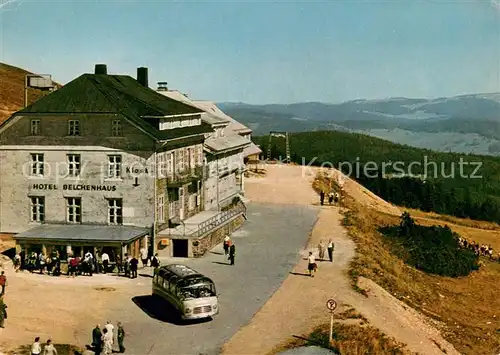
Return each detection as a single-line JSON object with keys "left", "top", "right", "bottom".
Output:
{"left": 163, "top": 165, "right": 204, "bottom": 186}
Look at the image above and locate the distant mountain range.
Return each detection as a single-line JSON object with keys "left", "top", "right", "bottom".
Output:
{"left": 218, "top": 93, "right": 500, "bottom": 156}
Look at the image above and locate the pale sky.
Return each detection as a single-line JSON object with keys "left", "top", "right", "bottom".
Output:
{"left": 1, "top": 0, "right": 499, "bottom": 104}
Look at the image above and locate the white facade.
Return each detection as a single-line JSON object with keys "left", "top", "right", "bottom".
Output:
{"left": 156, "top": 90, "right": 249, "bottom": 212}
{"left": 0, "top": 145, "right": 155, "bottom": 234}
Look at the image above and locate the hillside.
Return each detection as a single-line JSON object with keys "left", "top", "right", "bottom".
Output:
{"left": 0, "top": 63, "right": 58, "bottom": 124}
{"left": 256, "top": 130, "right": 500, "bottom": 223}
{"left": 219, "top": 94, "right": 500, "bottom": 156}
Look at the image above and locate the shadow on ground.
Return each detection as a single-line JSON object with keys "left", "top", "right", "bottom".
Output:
{"left": 10, "top": 343, "right": 83, "bottom": 355}
{"left": 212, "top": 261, "right": 231, "bottom": 266}
{"left": 132, "top": 295, "right": 211, "bottom": 326}
{"left": 289, "top": 271, "right": 311, "bottom": 277}
{"left": 1, "top": 247, "right": 15, "bottom": 259}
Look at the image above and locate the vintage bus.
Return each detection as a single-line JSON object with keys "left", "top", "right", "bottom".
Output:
{"left": 152, "top": 264, "right": 219, "bottom": 320}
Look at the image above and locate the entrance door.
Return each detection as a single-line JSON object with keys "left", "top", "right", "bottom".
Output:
{"left": 172, "top": 239, "right": 188, "bottom": 257}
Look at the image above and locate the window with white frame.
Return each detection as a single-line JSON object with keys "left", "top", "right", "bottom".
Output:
{"left": 30, "top": 120, "right": 40, "bottom": 135}
{"left": 184, "top": 148, "right": 190, "bottom": 170}
{"left": 66, "top": 197, "right": 81, "bottom": 223}
{"left": 108, "top": 155, "right": 122, "bottom": 178}
{"left": 30, "top": 196, "right": 45, "bottom": 222}
{"left": 67, "top": 154, "right": 81, "bottom": 177}
{"left": 189, "top": 147, "right": 195, "bottom": 168}
{"left": 176, "top": 149, "right": 184, "bottom": 172}
{"left": 157, "top": 195, "right": 164, "bottom": 223}
{"left": 68, "top": 120, "right": 80, "bottom": 136}
{"left": 108, "top": 198, "right": 123, "bottom": 225}
{"left": 157, "top": 153, "right": 166, "bottom": 178}
{"left": 166, "top": 152, "right": 174, "bottom": 176}
{"left": 30, "top": 153, "right": 44, "bottom": 176}
{"left": 111, "top": 120, "right": 122, "bottom": 136}
{"left": 196, "top": 145, "right": 203, "bottom": 166}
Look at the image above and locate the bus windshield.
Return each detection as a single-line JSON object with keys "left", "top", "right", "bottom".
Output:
{"left": 180, "top": 283, "right": 216, "bottom": 300}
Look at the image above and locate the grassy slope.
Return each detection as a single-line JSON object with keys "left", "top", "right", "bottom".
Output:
{"left": 341, "top": 190, "right": 500, "bottom": 354}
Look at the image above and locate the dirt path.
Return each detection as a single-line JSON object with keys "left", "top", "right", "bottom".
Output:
{"left": 222, "top": 164, "right": 459, "bottom": 355}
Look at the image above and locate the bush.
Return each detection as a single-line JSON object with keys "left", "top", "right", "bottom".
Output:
{"left": 379, "top": 212, "right": 479, "bottom": 277}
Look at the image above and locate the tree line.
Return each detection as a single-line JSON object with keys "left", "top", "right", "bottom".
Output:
{"left": 254, "top": 131, "right": 500, "bottom": 223}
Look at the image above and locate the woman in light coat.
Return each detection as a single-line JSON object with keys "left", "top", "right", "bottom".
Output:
{"left": 101, "top": 328, "right": 113, "bottom": 355}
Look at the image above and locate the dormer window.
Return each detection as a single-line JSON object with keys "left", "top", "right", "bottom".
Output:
{"left": 111, "top": 120, "right": 122, "bottom": 136}
{"left": 68, "top": 120, "right": 80, "bottom": 136}
{"left": 30, "top": 120, "right": 40, "bottom": 135}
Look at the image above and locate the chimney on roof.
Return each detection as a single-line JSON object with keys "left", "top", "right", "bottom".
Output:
{"left": 137, "top": 67, "right": 148, "bottom": 87}
{"left": 157, "top": 82, "right": 168, "bottom": 91}
{"left": 94, "top": 64, "right": 107, "bottom": 75}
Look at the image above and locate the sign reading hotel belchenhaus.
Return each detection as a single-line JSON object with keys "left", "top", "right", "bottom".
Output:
{"left": 31, "top": 184, "right": 118, "bottom": 191}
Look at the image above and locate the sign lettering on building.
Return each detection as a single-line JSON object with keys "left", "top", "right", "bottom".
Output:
{"left": 126, "top": 167, "right": 149, "bottom": 174}
{"left": 31, "top": 184, "right": 117, "bottom": 191}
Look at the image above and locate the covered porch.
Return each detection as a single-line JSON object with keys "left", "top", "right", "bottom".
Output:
{"left": 13, "top": 224, "right": 151, "bottom": 262}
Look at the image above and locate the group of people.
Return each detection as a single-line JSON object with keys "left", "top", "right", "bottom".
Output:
{"left": 13, "top": 249, "right": 63, "bottom": 275}
{"left": 307, "top": 239, "right": 336, "bottom": 277}
{"left": 29, "top": 337, "right": 58, "bottom": 355}
{"left": 91, "top": 321, "right": 126, "bottom": 354}
{"left": 11, "top": 247, "right": 162, "bottom": 279}
{"left": 223, "top": 235, "right": 236, "bottom": 265}
{"left": 458, "top": 237, "right": 498, "bottom": 260}
{"left": 319, "top": 190, "right": 340, "bottom": 206}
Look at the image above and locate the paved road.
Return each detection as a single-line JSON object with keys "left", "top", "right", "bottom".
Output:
{"left": 105, "top": 202, "right": 317, "bottom": 355}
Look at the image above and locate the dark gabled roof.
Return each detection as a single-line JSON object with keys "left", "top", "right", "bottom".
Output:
{"left": 8, "top": 73, "right": 209, "bottom": 141}
{"left": 18, "top": 74, "right": 203, "bottom": 116}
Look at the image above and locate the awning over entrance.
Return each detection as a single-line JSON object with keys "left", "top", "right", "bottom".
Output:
{"left": 13, "top": 224, "right": 149, "bottom": 244}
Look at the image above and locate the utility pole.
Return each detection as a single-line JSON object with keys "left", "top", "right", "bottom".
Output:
{"left": 267, "top": 131, "right": 291, "bottom": 163}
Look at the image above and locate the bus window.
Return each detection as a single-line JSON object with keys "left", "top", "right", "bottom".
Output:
{"left": 169, "top": 276, "right": 178, "bottom": 293}
{"left": 179, "top": 283, "right": 216, "bottom": 299}
{"left": 162, "top": 277, "right": 169, "bottom": 289}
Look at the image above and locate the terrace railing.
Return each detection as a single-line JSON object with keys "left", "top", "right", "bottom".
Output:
{"left": 189, "top": 202, "right": 246, "bottom": 239}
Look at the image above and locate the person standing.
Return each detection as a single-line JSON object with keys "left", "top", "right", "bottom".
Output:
{"left": 0, "top": 295, "right": 6, "bottom": 328}
{"left": 104, "top": 321, "right": 114, "bottom": 341}
{"left": 150, "top": 253, "right": 160, "bottom": 269}
{"left": 0, "top": 271, "right": 6, "bottom": 295}
{"left": 307, "top": 251, "right": 316, "bottom": 277}
{"left": 31, "top": 337, "right": 42, "bottom": 355}
{"left": 92, "top": 324, "right": 102, "bottom": 355}
{"left": 327, "top": 239, "right": 335, "bottom": 262}
{"left": 19, "top": 249, "right": 25, "bottom": 270}
{"left": 328, "top": 192, "right": 334, "bottom": 205}
{"left": 95, "top": 250, "right": 101, "bottom": 274}
{"left": 228, "top": 244, "right": 235, "bottom": 265}
{"left": 130, "top": 256, "right": 138, "bottom": 279}
{"left": 320, "top": 191, "right": 325, "bottom": 206}
{"left": 13, "top": 254, "right": 21, "bottom": 272}
{"left": 117, "top": 322, "right": 125, "bottom": 353}
{"left": 223, "top": 235, "right": 230, "bottom": 255}
{"left": 101, "top": 252, "right": 110, "bottom": 273}
{"left": 318, "top": 241, "right": 325, "bottom": 261}
{"left": 42, "top": 339, "right": 57, "bottom": 355}
{"left": 84, "top": 251, "right": 94, "bottom": 276}
{"left": 140, "top": 247, "right": 148, "bottom": 268}
{"left": 123, "top": 254, "right": 130, "bottom": 277}
{"left": 101, "top": 328, "right": 113, "bottom": 355}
